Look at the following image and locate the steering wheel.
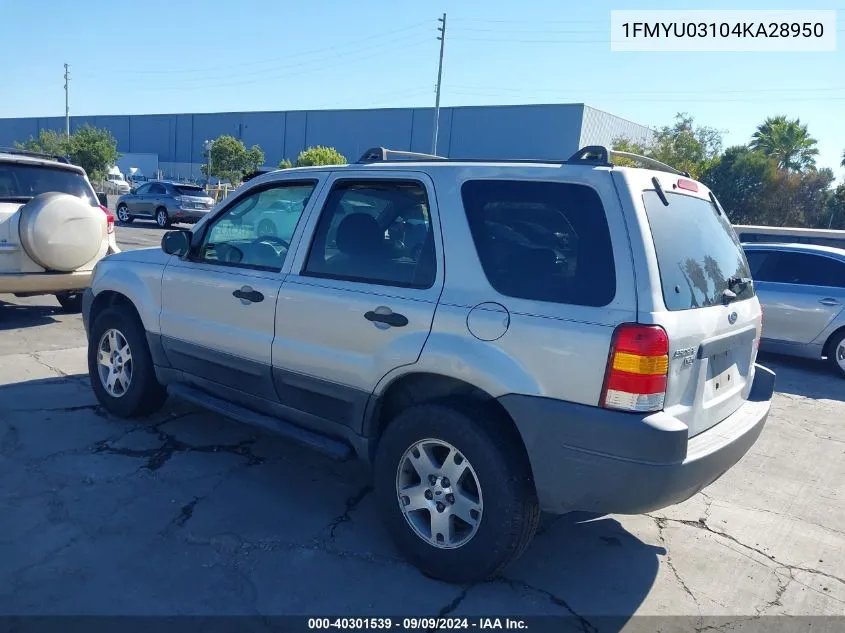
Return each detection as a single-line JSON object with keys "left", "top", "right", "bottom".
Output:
{"left": 256, "top": 234, "right": 290, "bottom": 249}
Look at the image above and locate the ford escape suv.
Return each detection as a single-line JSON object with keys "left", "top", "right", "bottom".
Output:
{"left": 82, "top": 146, "right": 774, "bottom": 583}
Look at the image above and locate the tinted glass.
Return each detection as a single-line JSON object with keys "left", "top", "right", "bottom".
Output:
{"left": 758, "top": 252, "right": 845, "bottom": 288}
{"left": 175, "top": 184, "right": 206, "bottom": 196}
{"left": 743, "top": 250, "right": 771, "bottom": 277}
{"left": 134, "top": 183, "right": 151, "bottom": 195}
{"left": 644, "top": 191, "right": 754, "bottom": 311}
{"left": 149, "top": 183, "right": 166, "bottom": 194}
{"left": 199, "top": 182, "right": 315, "bottom": 270}
{"left": 0, "top": 163, "right": 97, "bottom": 206}
{"left": 460, "top": 180, "right": 615, "bottom": 307}
{"left": 304, "top": 180, "right": 435, "bottom": 288}
{"left": 738, "top": 232, "right": 845, "bottom": 249}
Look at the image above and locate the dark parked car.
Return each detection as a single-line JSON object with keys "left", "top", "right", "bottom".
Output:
{"left": 115, "top": 181, "right": 215, "bottom": 228}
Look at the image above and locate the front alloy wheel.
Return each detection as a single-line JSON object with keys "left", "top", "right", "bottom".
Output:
{"left": 96, "top": 328, "right": 133, "bottom": 398}
{"left": 396, "top": 439, "right": 483, "bottom": 549}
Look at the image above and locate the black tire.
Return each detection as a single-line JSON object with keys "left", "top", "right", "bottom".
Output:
{"left": 374, "top": 400, "right": 539, "bottom": 583}
{"left": 155, "top": 207, "right": 170, "bottom": 228}
{"left": 826, "top": 330, "right": 845, "bottom": 379}
{"left": 55, "top": 292, "right": 83, "bottom": 313}
{"left": 87, "top": 305, "right": 167, "bottom": 418}
{"left": 116, "top": 204, "right": 133, "bottom": 224}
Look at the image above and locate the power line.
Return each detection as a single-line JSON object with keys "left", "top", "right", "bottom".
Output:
{"left": 448, "top": 85, "right": 845, "bottom": 96}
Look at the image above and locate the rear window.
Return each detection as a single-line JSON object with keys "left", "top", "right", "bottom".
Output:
{"left": 0, "top": 163, "right": 97, "bottom": 206}
{"left": 643, "top": 191, "right": 754, "bottom": 311}
{"left": 461, "top": 180, "right": 616, "bottom": 307}
{"left": 175, "top": 184, "right": 206, "bottom": 196}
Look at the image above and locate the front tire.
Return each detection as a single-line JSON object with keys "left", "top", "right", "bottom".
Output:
{"left": 155, "top": 207, "right": 170, "bottom": 228}
{"left": 827, "top": 330, "right": 845, "bottom": 379}
{"left": 55, "top": 292, "right": 83, "bottom": 313}
{"left": 88, "top": 305, "right": 167, "bottom": 417}
{"left": 116, "top": 204, "right": 132, "bottom": 224}
{"left": 374, "top": 401, "right": 539, "bottom": 583}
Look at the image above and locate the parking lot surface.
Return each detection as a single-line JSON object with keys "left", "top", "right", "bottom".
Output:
{"left": 1, "top": 224, "right": 843, "bottom": 626}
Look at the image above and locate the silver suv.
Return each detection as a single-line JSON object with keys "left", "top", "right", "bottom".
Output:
{"left": 115, "top": 181, "right": 214, "bottom": 228}
{"left": 82, "top": 146, "right": 775, "bottom": 582}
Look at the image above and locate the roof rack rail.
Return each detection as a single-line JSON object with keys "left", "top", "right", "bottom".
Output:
{"left": 357, "top": 147, "right": 447, "bottom": 163}
{"left": 0, "top": 146, "right": 70, "bottom": 164}
{"left": 564, "top": 145, "right": 611, "bottom": 166}
{"left": 608, "top": 149, "right": 690, "bottom": 177}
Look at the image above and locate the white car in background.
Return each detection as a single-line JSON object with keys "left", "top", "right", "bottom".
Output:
{"left": 0, "top": 148, "right": 119, "bottom": 312}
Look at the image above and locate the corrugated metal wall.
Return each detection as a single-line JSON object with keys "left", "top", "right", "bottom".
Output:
{"left": 0, "top": 104, "right": 652, "bottom": 179}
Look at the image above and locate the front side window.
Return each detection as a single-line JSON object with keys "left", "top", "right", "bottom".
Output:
{"left": 198, "top": 182, "right": 315, "bottom": 270}
{"left": 758, "top": 252, "right": 845, "bottom": 288}
{"left": 460, "top": 179, "right": 615, "bottom": 307}
{"left": 303, "top": 180, "right": 436, "bottom": 288}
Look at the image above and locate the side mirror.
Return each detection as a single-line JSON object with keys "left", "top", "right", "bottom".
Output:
{"left": 96, "top": 192, "right": 108, "bottom": 206}
{"left": 161, "top": 230, "right": 191, "bottom": 257}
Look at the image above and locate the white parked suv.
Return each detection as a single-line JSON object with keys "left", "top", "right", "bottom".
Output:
{"left": 82, "top": 146, "right": 775, "bottom": 582}
{"left": 0, "top": 149, "right": 119, "bottom": 311}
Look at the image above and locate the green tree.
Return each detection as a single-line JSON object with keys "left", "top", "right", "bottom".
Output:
{"left": 612, "top": 113, "right": 722, "bottom": 179}
{"left": 701, "top": 146, "right": 778, "bottom": 224}
{"left": 15, "top": 129, "right": 68, "bottom": 156}
{"left": 278, "top": 158, "right": 293, "bottom": 169}
{"left": 63, "top": 125, "right": 119, "bottom": 182}
{"left": 295, "top": 146, "right": 347, "bottom": 167}
{"left": 749, "top": 116, "right": 819, "bottom": 171}
{"left": 841, "top": 149, "right": 845, "bottom": 168}
{"left": 203, "top": 135, "right": 265, "bottom": 184}
{"left": 827, "top": 183, "right": 845, "bottom": 229}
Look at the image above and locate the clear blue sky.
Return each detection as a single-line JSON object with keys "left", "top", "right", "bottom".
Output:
{"left": 2, "top": 0, "right": 843, "bottom": 173}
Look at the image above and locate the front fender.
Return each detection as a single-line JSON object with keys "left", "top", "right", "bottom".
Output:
{"left": 90, "top": 259, "right": 166, "bottom": 334}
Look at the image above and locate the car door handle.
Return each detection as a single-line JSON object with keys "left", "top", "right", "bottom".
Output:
{"left": 365, "top": 309, "right": 408, "bottom": 327}
{"left": 232, "top": 286, "right": 264, "bottom": 303}
{"left": 819, "top": 298, "right": 841, "bottom": 306}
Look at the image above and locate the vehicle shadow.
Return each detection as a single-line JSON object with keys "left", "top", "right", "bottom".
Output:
{"left": 0, "top": 298, "right": 60, "bottom": 329}
{"left": 1, "top": 373, "right": 663, "bottom": 625}
{"left": 758, "top": 351, "right": 845, "bottom": 403}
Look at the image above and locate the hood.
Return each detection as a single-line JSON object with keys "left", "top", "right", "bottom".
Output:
{"left": 107, "top": 245, "right": 171, "bottom": 265}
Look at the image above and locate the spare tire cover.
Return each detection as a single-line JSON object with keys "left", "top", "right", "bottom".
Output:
{"left": 19, "top": 192, "right": 104, "bottom": 272}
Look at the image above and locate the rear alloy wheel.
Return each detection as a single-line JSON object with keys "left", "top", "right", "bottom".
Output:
{"left": 55, "top": 292, "right": 83, "bottom": 313}
{"left": 374, "top": 401, "right": 539, "bottom": 583}
{"left": 155, "top": 208, "right": 170, "bottom": 228}
{"left": 88, "top": 305, "right": 167, "bottom": 417}
{"left": 116, "top": 204, "right": 132, "bottom": 224}
{"left": 827, "top": 330, "right": 845, "bottom": 379}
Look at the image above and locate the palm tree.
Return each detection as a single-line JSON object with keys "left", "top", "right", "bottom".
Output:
{"left": 750, "top": 116, "right": 819, "bottom": 171}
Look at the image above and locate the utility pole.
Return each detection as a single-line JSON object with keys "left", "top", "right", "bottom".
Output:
{"left": 431, "top": 13, "right": 446, "bottom": 155}
{"left": 63, "top": 63, "right": 70, "bottom": 138}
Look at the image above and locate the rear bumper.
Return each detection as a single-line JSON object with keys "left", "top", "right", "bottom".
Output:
{"left": 1, "top": 270, "right": 92, "bottom": 295}
{"left": 173, "top": 208, "right": 210, "bottom": 221}
{"left": 499, "top": 364, "right": 775, "bottom": 515}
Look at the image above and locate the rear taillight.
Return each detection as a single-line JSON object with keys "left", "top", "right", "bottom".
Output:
{"left": 601, "top": 324, "right": 669, "bottom": 413}
{"left": 99, "top": 204, "right": 115, "bottom": 234}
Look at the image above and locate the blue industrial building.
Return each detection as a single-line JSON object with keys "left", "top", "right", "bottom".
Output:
{"left": 0, "top": 104, "right": 652, "bottom": 180}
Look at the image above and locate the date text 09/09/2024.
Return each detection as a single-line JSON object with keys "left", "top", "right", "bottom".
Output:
{"left": 307, "top": 618, "right": 528, "bottom": 630}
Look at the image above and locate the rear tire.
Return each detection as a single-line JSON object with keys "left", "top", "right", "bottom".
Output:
{"left": 374, "top": 400, "right": 539, "bottom": 583}
{"left": 827, "top": 330, "right": 845, "bottom": 379}
{"left": 88, "top": 305, "right": 167, "bottom": 417}
{"left": 155, "top": 207, "right": 170, "bottom": 228}
{"left": 55, "top": 292, "right": 83, "bottom": 313}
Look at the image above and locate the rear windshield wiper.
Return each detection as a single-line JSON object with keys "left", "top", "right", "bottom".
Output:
{"left": 727, "top": 276, "right": 752, "bottom": 291}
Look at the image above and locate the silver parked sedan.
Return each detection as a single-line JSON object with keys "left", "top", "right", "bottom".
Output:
{"left": 115, "top": 181, "right": 215, "bottom": 228}
{"left": 743, "top": 242, "right": 845, "bottom": 377}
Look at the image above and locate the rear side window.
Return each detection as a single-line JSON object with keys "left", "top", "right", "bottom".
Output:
{"left": 460, "top": 180, "right": 616, "bottom": 307}
{"left": 643, "top": 191, "right": 754, "bottom": 311}
{"left": 756, "top": 251, "right": 845, "bottom": 288}
{"left": 0, "top": 163, "right": 97, "bottom": 206}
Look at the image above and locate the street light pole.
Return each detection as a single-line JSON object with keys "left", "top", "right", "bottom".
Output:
{"left": 431, "top": 13, "right": 447, "bottom": 155}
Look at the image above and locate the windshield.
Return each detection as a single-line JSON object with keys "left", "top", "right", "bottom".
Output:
{"left": 643, "top": 190, "right": 755, "bottom": 311}
{"left": 0, "top": 163, "right": 97, "bottom": 206}
{"left": 175, "top": 185, "right": 206, "bottom": 196}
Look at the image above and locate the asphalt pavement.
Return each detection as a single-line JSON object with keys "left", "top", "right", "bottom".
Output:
{"left": 0, "top": 223, "right": 842, "bottom": 627}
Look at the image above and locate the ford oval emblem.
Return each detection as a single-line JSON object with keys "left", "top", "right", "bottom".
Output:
{"left": 728, "top": 311, "right": 738, "bottom": 325}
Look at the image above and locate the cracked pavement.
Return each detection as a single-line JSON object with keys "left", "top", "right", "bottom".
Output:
{"left": 0, "top": 226, "right": 843, "bottom": 625}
